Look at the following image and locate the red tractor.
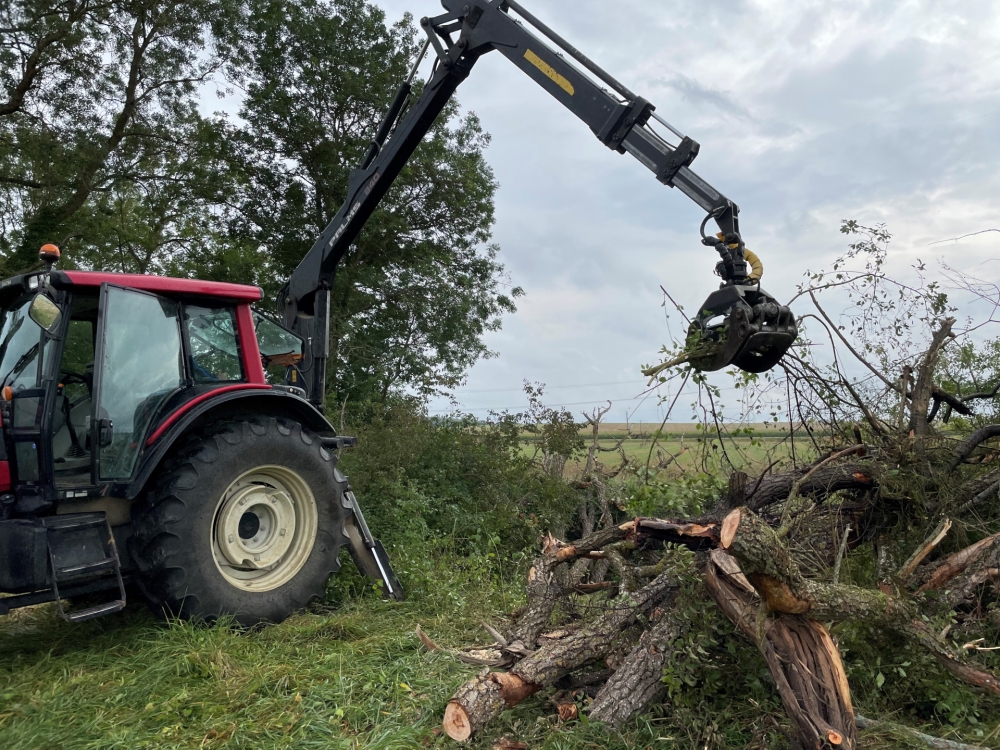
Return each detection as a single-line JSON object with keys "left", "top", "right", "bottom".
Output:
{"left": 0, "top": 245, "right": 400, "bottom": 625}
{"left": 0, "top": 0, "right": 795, "bottom": 626}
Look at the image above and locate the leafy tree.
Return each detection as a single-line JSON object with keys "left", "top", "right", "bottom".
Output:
{"left": 938, "top": 338, "right": 1000, "bottom": 424}
{"left": 1, "top": 0, "right": 519, "bottom": 406}
{"left": 216, "top": 0, "right": 521, "bottom": 405}
{"left": 0, "top": 0, "right": 233, "bottom": 274}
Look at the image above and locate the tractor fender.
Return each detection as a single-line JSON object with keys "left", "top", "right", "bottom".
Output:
{"left": 127, "top": 388, "right": 337, "bottom": 501}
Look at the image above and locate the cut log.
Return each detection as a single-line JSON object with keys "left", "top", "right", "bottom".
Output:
{"left": 443, "top": 570, "right": 677, "bottom": 741}
{"left": 509, "top": 555, "right": 563, "bottom": 648}
{"left": 589, "top": 610, "right": 685, "bottom": 726}
{"left": 949, "top": 424, "right": 1000, "bottom": 470}
{"left": 511, "top": 571, "right": 676, "bottom": 687}
{"left": 720, "top": 508, "right": 741, "bottom": 549}
{"left": 551, "top": 521, "right": 635, "bottom": 563}
{"left": 719, "top": 507, "right": 912, "bottom": 623}
{"left": 725, "top": 470, "right": 749, "bottom": 510}
{"left": 444, "top": 670, "right": 539, "bottom": 742}
{"left": 785, "top": 445, "right": 867, "bottom": 508}
{"left": 741, "top": 461, "right": 875, "bottom": 512}
{"left": 918, "top": 533, "right": 1000, "bottom": 593}
{"left": 721, "top": 506, "right": 1000, "bottom": 700}
{"left": 705, "top": 559, "right": 858, "bottom": 749}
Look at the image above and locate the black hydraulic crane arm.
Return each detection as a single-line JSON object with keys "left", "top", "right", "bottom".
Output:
{"left": 281, "top": 0, "right": 764, "bottom": 410}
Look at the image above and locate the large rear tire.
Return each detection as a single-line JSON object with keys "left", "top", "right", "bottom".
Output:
{"left": 129, "top": 417, "right": 348, "bottom": 625}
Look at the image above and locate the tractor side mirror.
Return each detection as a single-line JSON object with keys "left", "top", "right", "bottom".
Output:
{"left": 29, "top": 293, "right": 61, "bottom": 334}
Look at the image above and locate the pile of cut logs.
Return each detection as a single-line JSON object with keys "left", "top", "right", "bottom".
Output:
{"left": 429, "top": 455, "right": 1000, "bottom": 749}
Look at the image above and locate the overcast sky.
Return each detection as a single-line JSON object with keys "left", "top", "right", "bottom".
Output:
{"left": 368, "top": 0, "right": 1000, "bottom": 423}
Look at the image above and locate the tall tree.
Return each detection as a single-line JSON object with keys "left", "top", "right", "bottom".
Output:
{"left": 0, "top": 0, "right": 231, "bottom": 274}
{"left": 1, "top": 0, "right": 519, "bottom": 405}
{"left": 218, "top": 0, "right": 520, "bottom": 404}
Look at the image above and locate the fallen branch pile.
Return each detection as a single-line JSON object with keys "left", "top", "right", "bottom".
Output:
{"left": 430, "top": 453, "right": 1000, "bottom": 748}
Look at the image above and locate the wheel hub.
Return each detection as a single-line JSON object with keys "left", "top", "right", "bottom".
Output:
{"left": 238, "top": 511, "right": 260, "bottom": 540}
{"left": 211, "top": 466, "right": 319, "bottom": 591}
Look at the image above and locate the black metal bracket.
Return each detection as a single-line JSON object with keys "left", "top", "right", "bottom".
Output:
{"left": 655, "top": 135, "right": 701, "bottom": 185}
{"left": 598, "top": 97, "right": 654, "bottom": 151}
{"left": 421, "top": 15, "right": 452, "bottom": 64}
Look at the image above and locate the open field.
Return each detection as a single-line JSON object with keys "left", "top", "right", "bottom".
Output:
{"left": 520, "top": 423, "right": 812, "bottom": 476}
{"left": 567, "top": 423, "right": 801, "bottom": 438}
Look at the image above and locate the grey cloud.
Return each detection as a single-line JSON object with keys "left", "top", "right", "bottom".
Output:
{"left": 658, "top": 73, "right": 753, "bottom": 120}
{"left": 360, "top": 0, "right": 1000, "bottom": 420}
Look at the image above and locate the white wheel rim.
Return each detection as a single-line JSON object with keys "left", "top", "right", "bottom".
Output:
{"left": 211, "top": 465, "right": 318, "bottom": 592}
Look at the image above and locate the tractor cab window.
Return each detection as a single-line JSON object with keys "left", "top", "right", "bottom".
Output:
{"left": 0, "top": 294, "right": 52, "bottom": 396}
{"left": 98, "top": 287, "right": 183, "bottom": 480}
{"left": 52, "top": 294, "right": 98, "bottom": 488}
{"left": 183, "top": 305, "right": 243, "bottom": 383}
{"left": 253, "top": 312, "right": 304, "bottom": 384}
{"left": 0, "top": 293, "right": 55, "bottom": 483}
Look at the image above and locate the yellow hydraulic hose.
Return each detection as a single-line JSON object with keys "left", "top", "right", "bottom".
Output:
{"left": 744, "top": 248, "right": 763, "bottom": 283}
{"left": 717, "top": 232, "right": 763, "bottom": 283}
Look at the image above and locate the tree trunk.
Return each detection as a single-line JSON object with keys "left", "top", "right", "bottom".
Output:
{"left": 589, "top": 609, "right": 685, "bottom": 726}
{"left": 443, "top": 570, "right": 677, "bottom": 741}
{"left": 720, "top": 507, "right": 1000, "bottom": 699}
{"left": 909, "top": 318, "right": 955, "bottom": 437}
{"left": 704, "top": 556, "right": 857, "bottom": 749}
{"left": 739, "top": 462, "right": 875, "bottom": 512}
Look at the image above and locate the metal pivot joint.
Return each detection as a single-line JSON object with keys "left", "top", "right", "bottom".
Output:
{"left": 702, "top": 232, "right": 749, "bottom": 284}
{"left": 655, "top": 136, "right": 700, "bottom": 185}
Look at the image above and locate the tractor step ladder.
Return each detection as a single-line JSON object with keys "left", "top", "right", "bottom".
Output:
{"left": 43, "top": 513, "right": 126, "bottom": 622}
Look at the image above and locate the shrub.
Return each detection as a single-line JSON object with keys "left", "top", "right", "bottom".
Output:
{"left": 335, "top": 398, "right": 579, "bottom": 556}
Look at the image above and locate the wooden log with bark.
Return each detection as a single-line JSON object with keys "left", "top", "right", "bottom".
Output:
{"left": 704, "top": 552, "right": 857, "bottom": 749}
{"left": 443, "top": 570, "right": 678, "bottom": 740}
{"left": 587, "top": 608, "right": 686, "bottom": 726}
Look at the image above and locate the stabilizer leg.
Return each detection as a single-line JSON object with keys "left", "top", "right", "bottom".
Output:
{"left": 342, "top": 490, "right": 404, "bottom": 600}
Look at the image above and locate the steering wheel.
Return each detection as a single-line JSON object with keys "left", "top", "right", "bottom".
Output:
{"left": 59, "top": 369, "right": 92, "bottom": 402}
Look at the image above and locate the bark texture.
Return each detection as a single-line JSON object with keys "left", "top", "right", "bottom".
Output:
{"left": 741, "top": 462, "right": 875, "bottom": 512}
{"left": 588, "top": 610, "right": 686, "bottom": 726}
{"left": 705, "top": 557, "right": 857, "bottom": 750}
{"left": 909, "top": 318, "right": 955, "bottom": 437}
{"left": 443, "top": 570, "right": 677, "bottom": 741}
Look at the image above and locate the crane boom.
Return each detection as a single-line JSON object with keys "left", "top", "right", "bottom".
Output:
{"left": 281, "top": 0, "right": 795, "bottom": 410}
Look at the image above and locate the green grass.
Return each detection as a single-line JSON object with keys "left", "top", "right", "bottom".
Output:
{"left": 0, "top": 547, "right": 992, "bottom": 750}
{"left": 0, "top": 550, "right": 501, "bottom": 750}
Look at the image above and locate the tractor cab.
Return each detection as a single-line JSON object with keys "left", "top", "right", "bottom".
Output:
{"left": 0, "top": 265, "right": 280, "bottom": 514}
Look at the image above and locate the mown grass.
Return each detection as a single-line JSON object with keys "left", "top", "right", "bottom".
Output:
{"left": 0, "top": 546, "right": 992, "bottom": 749}
{"left": 0, "top": 549, "right": 498, "bottom": 750}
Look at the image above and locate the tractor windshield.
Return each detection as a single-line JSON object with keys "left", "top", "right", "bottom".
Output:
{"left": 0, "top": 294, "right": 50, "bottom": 393}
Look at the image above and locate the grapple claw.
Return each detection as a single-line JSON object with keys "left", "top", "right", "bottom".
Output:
{"left": 686, "top": 285, "right": 797, "bottom": 373}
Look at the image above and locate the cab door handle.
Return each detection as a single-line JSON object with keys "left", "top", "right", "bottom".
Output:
{"left": 97, "top": 418, "right": 114, "bottom": 448}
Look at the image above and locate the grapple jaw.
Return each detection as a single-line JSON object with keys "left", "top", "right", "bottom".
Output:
{"left": 686, "top": 285, "right": 797, "bottom": 373}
